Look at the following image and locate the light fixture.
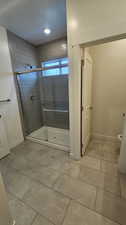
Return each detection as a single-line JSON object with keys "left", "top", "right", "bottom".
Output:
{"left": 44, "top": 28, "right": 51, "bottom": 35}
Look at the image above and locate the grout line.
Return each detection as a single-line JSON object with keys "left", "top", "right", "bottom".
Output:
{"left": 25, "top": 189, "right": 123, "bottom": 225}
{"left": 30, "top": 213, "right": 38, "bottom": 225}
{"left": 61, "top": 199, "right": 71, "bottom": 225}
{"left": 6, "top": 156, "right": 122, "bottom": 200}
{"left": 71, "top": 198, "right": 122, "bottom": 225}
{"left": 5, "top": 140, "right": 124, "bottom": 225}
{"left": 8, "top": 191, "right": 56, "bottom": 225}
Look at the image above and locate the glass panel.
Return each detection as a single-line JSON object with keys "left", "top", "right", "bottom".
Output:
{"left": 17, "top": 68, "right": 69, "bottom": 147}
{"left": 61, "top": 58, "right": 69, "bottom": 65}
{"left": 43, "top": 60, "right": 59, "bottom": 68}
{"left": 43, "top": 68, "right": 60, "bottom": 76}
{"left": 61, "top": 67, "right": 69, "bottom": 75}
{"left": 42, "top": 58, "right": 69, "bottom": 77}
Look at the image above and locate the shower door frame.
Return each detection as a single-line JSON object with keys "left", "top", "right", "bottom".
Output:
{"left": 15, "top": 63, "right": 69, "bottom": 139}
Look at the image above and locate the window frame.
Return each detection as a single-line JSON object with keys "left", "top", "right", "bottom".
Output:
{"left": 41, "top": 57, "right": 69, "bottom": 77}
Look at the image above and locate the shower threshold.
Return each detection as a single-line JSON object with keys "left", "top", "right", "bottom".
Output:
{"left": 27, "top": 126, "right": 70, "bottom": 152}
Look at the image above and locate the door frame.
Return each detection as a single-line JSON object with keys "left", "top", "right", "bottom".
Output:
{"left": 68, "top": 34, "right": 126, "bottom": 160}
{"left": 80, "top": 58, "right": 84, "bottom": 157}
{"left": 80, "top": 48, "right": 93, "bottom": 156}
{"left": 15, "top": 72, "right": 43, "bottom": 137}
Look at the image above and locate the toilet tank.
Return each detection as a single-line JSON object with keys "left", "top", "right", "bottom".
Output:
{"left": 0, "top": 174, "right": 13, "bottom": 225}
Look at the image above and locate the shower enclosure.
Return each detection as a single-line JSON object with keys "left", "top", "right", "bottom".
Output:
{"left": 17, "top": 58, "right": 69, "bottom": 151}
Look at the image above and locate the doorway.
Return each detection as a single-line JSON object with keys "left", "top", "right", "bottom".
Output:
{"left": 81, "top": 39, "right": 126, "bottom": 156}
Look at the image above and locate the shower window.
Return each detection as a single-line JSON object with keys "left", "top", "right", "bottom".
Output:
{"left": 42, "top": 57, "right": 69, "bottom": 76}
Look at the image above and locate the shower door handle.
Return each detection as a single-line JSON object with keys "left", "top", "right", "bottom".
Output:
{"left": 30, "top": 95, "right": 35, "bottom": 101}
{"left": 30, "top": 95, "right": 38, "bottom": 101}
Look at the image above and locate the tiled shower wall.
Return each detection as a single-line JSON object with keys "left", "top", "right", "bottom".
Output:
{"left": 7, "top": 31, "right": 39, "bottom": 71}
{"left": 36, "top": 37, "right": 67, "bottom": 62}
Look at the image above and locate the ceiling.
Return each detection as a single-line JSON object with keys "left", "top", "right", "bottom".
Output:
{"left": 0, "top": 0, "right": 67, "bottom": 46}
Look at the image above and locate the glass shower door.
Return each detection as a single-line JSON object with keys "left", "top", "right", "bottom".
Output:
{"left": 17, "top": 72, "right": 43, "bottom": 135}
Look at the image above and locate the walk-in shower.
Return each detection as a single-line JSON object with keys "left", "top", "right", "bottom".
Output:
{"left": 16, "top": 58, "right": 70, "bottom": 151}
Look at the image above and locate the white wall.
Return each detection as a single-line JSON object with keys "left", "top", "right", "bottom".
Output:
{"left": 0, "top": 26, "right": 23, "bottom": 149}
{"left": 67, "top": 0, "right": 126, "bottom": 159}
{"left": 67, "top": 0, "right": 126, "bottom": 46}
{"left": 91, "top": 39, "right": 126, "bottom": 141}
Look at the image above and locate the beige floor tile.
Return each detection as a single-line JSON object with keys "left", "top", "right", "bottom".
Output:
{"left": 79, "top": 166, "right": 120, "bottom": 195}
{"left": 36, "top": 148, "right": 68, "bottom": 168}
{"left": 79, "top": 166, "right": 104, "bottom": 187}
{"left": 102, "top": 143, "right": 120, "bottom": 154}
{"left": 32, "top": 215, "right": 53, "bottom": 225}
{"left": 54, "top": 174, "right": 97, "bottom": 210}
{"left": 8, "top": 194, "right": 36, "bottom": 225}
{"left": 88, "top": 140, "right": 104, "bottom": 150}
{"left": 58, "top": 158, "right": 82, "bottom": 173}
{"left": 63, "top": 200, "right": 119, "bottom": 225}
{"left": 80, "top": 156, "right": 101, "bottom": 170}
{"left": 13, "top": 140, "right": 48, "bottom": 153}
{"left": 23, "top": 182, "right": 69, "bottom": 225}
{"left": 102, "top": 151, "right": 119, "bottom": 163}
{"left": 120, "top": 174, "right": 126, "bottom": 199}
{"left": 22, "top": 166, "right": 61, "bottom": 188}
{"left": 86, "top": 148, "right": 104, "bottom": 159}
{"left": 64, "top": 163, "right": 81, "bottom": 179}
{"left": 25, "top": 148, "right": 49, "bottom": 162}
{"left": 4, "top": 168, "right": 34, "bottom": 199}
{"left": 96, "top": 189, "right": 126, "bottom": 225}
{"left": 47, "top": 157, "right": 69, "bottom": 171}
{"left": 10, "top": 155, "right": 39, "bottom": 172}
{"left": 1, "top": 140, "right": 124, "bottom": 225}
{"left": 101, "top": 160, "right": 119, "bottom": 176}
{"left": 11, "top": 141, "right": 48, "bottom": 162}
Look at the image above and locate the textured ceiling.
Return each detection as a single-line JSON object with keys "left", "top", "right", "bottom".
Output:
{"left": 0, "top": 0, "right": 67, "bottom": 45}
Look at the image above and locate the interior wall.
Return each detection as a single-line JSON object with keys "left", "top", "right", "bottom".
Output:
{"left": 67, "top": 0, "right": 126, "bottom": 159}
{"left": 0, "top": 26, "right": 23, "bottom": 149}
{"left": 7, "top": 31, "right": 39, "bottom": 72}
{"left": 37, "top": 37, "right": 67, "bottom": 62}
{"left": 67, "top": 0, "right": 126, "bottom": 46}
{"left": 91, "top": 39, "right": 126, "bottom": 140}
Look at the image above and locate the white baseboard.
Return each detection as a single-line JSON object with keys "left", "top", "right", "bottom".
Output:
{"left": 69, "top": 151, "right": 81, "bottom": 160}
{"left": 26, "top": 136, "right": 70, "bottom": 152}
{"left": 91, "top": 133, "right": 120, "bottom": 143}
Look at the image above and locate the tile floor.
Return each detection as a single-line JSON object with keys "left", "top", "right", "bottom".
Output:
{"left": 0, "top": 139, "right": 126, "bottom": 225}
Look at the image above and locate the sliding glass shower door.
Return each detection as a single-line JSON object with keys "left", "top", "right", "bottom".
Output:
{"left": 17, "top": 57, "right": 70, "bottom": 149}
{"left": 41, "top": 74, "right": 69, "bottom": 129}
{"left": 17, "top": 72, "right": 42, "bottom": 135}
